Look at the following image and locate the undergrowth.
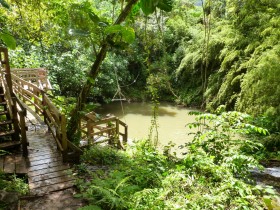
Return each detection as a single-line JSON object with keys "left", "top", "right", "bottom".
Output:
{"left": 76, "top": 111, "right": 279, "bottom": 210}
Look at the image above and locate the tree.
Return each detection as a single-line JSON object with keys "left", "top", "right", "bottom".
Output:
{"left": 66, "top": 0, "right": 174, "bottom": 140}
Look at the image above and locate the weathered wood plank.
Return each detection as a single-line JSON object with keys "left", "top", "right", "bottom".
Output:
{"left": 3, "top": 155, "right": 15, "bottom": 173}
{"left": 0, "top": 157, "right": 3, "bottom": 171}
{"left": 30, "top": 180, "right": 74, "bottom": 195}
{"left": 29, "top": 170, "right": 70, "bottom": 183}
{"left": 27, "top": 153, "right": 61, "bottom": 162}
{"left": 28, "top": 161, "right": 65, "bottom": 172}
{"left": 15, "top": 155, "right": 27, "bottom": 174}
{"left": 29, "top": 156, "right": 62, "bottom": 167}
{"left": 29, "top": 174, "right": 75, "bottom": 189}
{"left": 28, "top": 165, "right": 70, "bottom": 177}
{"left": 28, "top": 148, "right": 59, "bottom": 155}
{"left": 27, "top": 150, "right": 58, "bottom": 158}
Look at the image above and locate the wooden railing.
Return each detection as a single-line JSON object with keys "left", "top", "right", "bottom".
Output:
{"left": 11, "top": 68, "right": 52, "bottom": 90}
{"left": 81, "top": 112, "right": 128, "bottom": 149}
{"left": 0, "top": 47, "right": 28, "bottom": 156}
{"left": 1, "top": 48, "right": 128, "bottom": 161}
{"left": 11, "top": 72, "right": 69, "bottom": 155}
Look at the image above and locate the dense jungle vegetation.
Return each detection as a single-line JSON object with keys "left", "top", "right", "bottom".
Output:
{"left": 0, "top": 0, "right": 280, "bottom": 209}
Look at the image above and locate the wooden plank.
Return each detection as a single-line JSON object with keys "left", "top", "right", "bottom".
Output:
{"left": 3, "top": 155, "right": 15, "bottom": 173}
{"left": 28, "top": 165, "right": 70, "bottom": 177}
{"left": 29, "top": 174, "right": 75, "bottom": 189}
{"left": 28, "top": 153, "right": 61, "bottom": 162}
{"left": 29, "top": 156, "right": 62, "bottom": 167}
{"left": 43, "top": 95, "right": 60, "bottom": 122}
{"left": 29, "top": 148, "right": 57, "bottom": 157}
{"left": 15, "top": 155, "right": 27, "bottom": 174}
{"left": 30, "top": 180, "right": 74, "bottom": 195}
{"left": 0, "top": 157, "right": 3, "bottom": 171}
{"left": 29, "top": 170, "right": 70, "bottom": 183}
{"left": 28, "top": 150, "right": 58, "bottom": 157}
{"left": 28, "top": 161, "right": 67, "bottom": 172}
{"left": 0, "top": 141, "right": 21, "bottom": 150}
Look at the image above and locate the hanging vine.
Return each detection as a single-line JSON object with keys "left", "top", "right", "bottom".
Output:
{"left": 200, "top": 0, "right": 212, "bottom": 108}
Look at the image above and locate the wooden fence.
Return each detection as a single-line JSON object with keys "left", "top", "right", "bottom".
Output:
{"left": 0, "top": 47, "right": 28, "bottom": 156}
{"left": 11, "top": 68, "right": 52, "bottom": 90}
{"left": 81, "top": 112, "right": 128, "bottom": 149}
{"left": 2, "top": 49, "right": 127, "bottom": 160}
{"left": 11, "top": 72, "right": 69, "bottom": 155}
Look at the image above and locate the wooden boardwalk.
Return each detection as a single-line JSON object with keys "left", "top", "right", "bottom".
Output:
{"left": 0, "top": 129, "right": 75, "bottom": 196}
{"left": 26, "top": 130, "right": 75, "bottom": 195}
{"left": 0, "top": 153, "right": 27, "bottom": 174}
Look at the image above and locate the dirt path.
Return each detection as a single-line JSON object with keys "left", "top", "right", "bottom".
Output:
{"left": 19, "top": 188, "right": 85, "bottom": 210}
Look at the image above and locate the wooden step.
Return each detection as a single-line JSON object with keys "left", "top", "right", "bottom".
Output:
{"left": 0, "top": 110, "right": 8, "bottom": 115}
{"left": 0, "top": 120, "right": 12, "bottom": 126}
{"left": 0, "top": 141, "right": 21, "bottom": 150}
{"left": 0, "top": 130, "right": 15, "bottom": 137}
{"left": 0, "top": 101, "right": 7, "bottom": 106}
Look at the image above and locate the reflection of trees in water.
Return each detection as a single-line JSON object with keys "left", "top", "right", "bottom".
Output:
{"left": 96, "top": 102, "right": 181, "bottom": 117}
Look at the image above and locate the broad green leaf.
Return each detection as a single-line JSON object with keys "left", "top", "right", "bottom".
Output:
{"left": 140, "top": 0, "right": 158, "bottom": 16}
{"left": 88, "top": 12, "right": 100, "bottom": 24}
{"left": 105, "top": 25, "right": 135, "bottom": 44}
{"left": 157, "top": 0, "right": 173, "bottom": 12}
{"left": 0, "top": 33, "right": 16, "bottom": 49}
{"left": 0, "top": 0, "right": 9, "bottom": 9}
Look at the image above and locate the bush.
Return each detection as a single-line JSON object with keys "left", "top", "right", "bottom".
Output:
{"left": 76, "top": 111, "right": 276, "bottom": 210}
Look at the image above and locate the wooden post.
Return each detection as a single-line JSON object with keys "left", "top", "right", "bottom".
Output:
{"left": 19, "top": 111, "right": 28, "bottom": 157}
{"left": 60, "top": 114, "right": 67, "bottom": 152}
{"left": 60, "top": 114, "right": 68, "bottom": 162}
{"left": 41, "top": 91, "right": 47, "bottom": 124}
{"left": 11, "top": 97, "right": 20, "bottom": 141}
{"left": 124, "top": 124, "right": 128, "bottom": 144}
{"left": 115, "top": 118, "right": 120, "bottom": 137}
{"left": 0, "top": 48, "right": 13, "bottom": 96}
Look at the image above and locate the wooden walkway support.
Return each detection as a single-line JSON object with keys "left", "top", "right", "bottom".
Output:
{"left": 81, "top": 112, "right": 128, "bottom": 149}
{"left": 26, "top": 131, "right": 74, "bottom": 195}
{"left": 11, "top": 72, "right": 71, "bottom": 159}
{"left": 0, "top": 47, "right": 28, "bottom": 156}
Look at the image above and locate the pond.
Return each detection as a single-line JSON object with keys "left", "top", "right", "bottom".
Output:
{"left": 96, "top": 102, "right": 198, "bottom": 147}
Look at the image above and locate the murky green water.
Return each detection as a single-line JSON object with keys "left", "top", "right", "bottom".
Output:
{"left": 96, "top": 102, "right": 197, "bottom": 147}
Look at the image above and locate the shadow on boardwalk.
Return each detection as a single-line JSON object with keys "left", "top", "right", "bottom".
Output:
{"left": 19, "top": 113, "right": 85, "bottom": 210}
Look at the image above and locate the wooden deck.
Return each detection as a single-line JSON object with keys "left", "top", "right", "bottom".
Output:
{"left": 27, "top": 131, "right": 75, "bottom": 195}
{"left": 0, "top": 130, "right": 75, "bottom": 196}
{"left": 0, "top": 153, "right": 27, "bottom": 174}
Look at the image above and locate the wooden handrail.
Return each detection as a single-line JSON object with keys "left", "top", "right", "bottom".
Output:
{"left": 82, "top": 113, "right": 128, "bottom": 148}
{"left": 11, "top": 68, "right": 52, "bottom": 90}
{"left": 0, "top": 48, "right": 28, "bottom": 157}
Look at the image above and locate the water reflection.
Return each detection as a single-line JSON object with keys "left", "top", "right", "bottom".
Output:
{"left": 96, "top": 102, "right": 197, "bottom": 147}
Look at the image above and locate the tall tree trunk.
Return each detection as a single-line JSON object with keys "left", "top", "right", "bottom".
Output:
{"left": 67, "top": 0, "right": 139, "bottom": 140}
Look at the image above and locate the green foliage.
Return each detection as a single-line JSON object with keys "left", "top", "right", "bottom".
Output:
{"left": 0, "top": 32, "right": 16, "bottom": 49}
{"left": 140, "top": 0, "right": 173, "bottom": 16}
{"left": 76, "top": 111, "right": 273, "bottom": 209}
{"left": 81, "top": 145, "right": 127, "bottom": 166}
{"left": 105, "top": 25, "right": 135, "bottom": 44}
{"left": 0, "top": 172, "right": 29, "bottom": 195}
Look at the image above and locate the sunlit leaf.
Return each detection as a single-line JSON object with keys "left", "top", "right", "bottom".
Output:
{"left": 139, "top": 0, "right": 157, "bottom": 16}
{"left": 88, "top": 12, "right": 100, "bottom": 24}
{"left": 0, "top": 33, "right": 16, "bottom": 49}
{"left": 105, "top": 25, "right": 135, "bottom": 44}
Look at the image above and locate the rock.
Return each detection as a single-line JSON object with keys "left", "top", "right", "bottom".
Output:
{"left": 0, "top": 190, "right": 19, "bottom": 210}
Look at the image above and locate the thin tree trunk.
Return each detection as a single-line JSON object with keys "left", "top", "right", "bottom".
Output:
{"left": 67, "top": 0, "right": 139, "bottom": 140}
